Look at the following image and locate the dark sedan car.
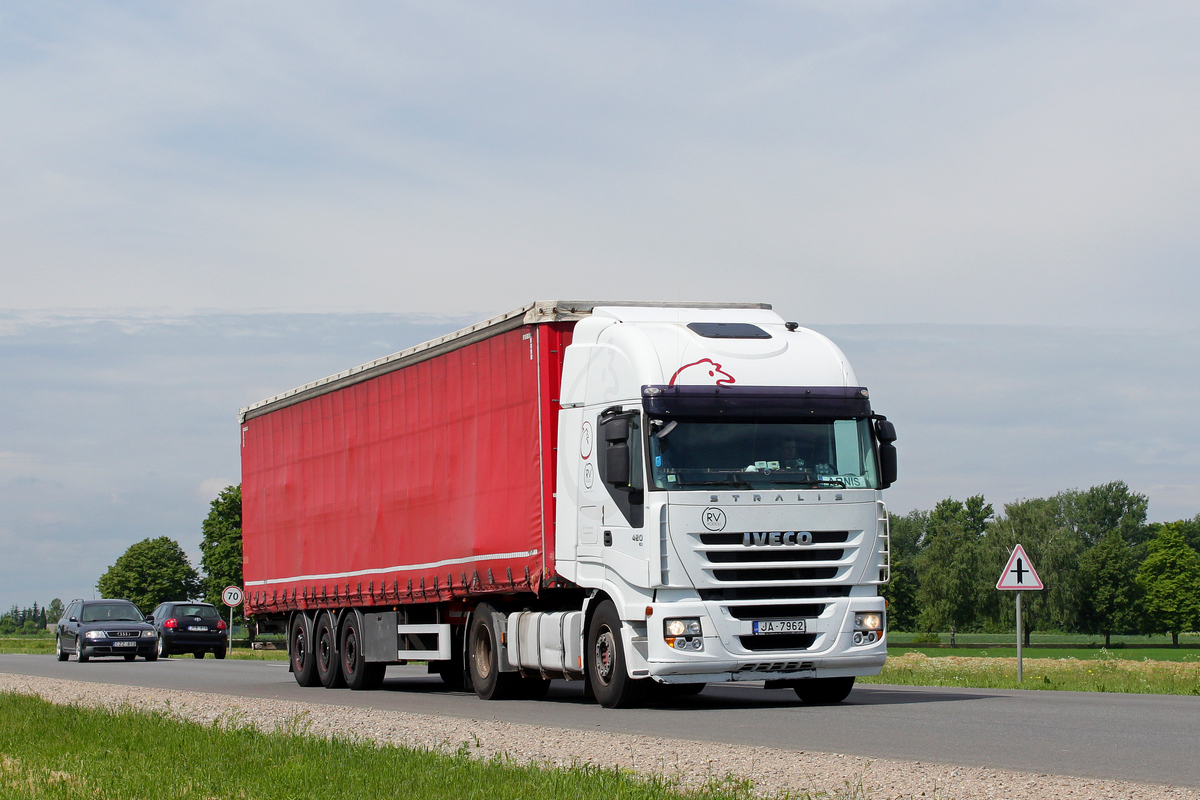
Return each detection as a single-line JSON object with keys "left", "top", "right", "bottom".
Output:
{"left": 150, "top": 602, "right": 228, "bottom": 659}
{"left": 55, "top": 599, "right": 158, "bottom": 662}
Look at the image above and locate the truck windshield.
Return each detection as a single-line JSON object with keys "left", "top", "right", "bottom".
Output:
{"left": 647, "top": 419, "right": 880, "bottom": 490}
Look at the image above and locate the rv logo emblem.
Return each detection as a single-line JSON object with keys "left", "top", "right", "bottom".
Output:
{"left": 702, "top": 507, "right": 727, "bottom": 531}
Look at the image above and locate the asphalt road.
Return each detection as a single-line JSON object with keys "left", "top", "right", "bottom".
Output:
{"left": 3, "top": 653, "right": 1197, "bottom": 788}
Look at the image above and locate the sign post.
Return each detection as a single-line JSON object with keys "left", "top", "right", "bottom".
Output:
{"left": 221, "top": 585, "right": 244, "bottom": 653}
{"left": 996, "top": 544, "right": 1043, "bottom": 682}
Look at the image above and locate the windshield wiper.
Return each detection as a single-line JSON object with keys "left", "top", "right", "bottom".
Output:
{"left": 679, "top": 477, "right": 755, "bottom": 489}
{"left": 796, "top": 479, "right": 847, "bottom": 488}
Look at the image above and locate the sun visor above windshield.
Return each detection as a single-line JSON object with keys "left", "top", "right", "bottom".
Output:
{"left": 641, "top": 385, "right": 872, "bottom": 419}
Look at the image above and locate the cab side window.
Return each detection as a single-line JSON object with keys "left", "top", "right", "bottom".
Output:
{"left": 597, "top": 410, "right": 644, "bottom": 528}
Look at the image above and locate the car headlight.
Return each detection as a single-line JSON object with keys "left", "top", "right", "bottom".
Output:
{"left": 141, "top": 630, "right": 157, "bottom": 638}
{"left": 84, "top": 630, "right": 106, "bottom": 640}
{"left": 663, "top": 618, "right": 703, "bottom": 651}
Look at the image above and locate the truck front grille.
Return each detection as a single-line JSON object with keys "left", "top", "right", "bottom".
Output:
{"left": 725, "top": 603, "right": 824, "bottom": 619}
{"left": 692, "top": 528, "right": 857, "bottom": 585}
{"left": 738, "top": 634, "right": 819, "bottom": 651}
{"left": 712, "top": 567, "right": 838, "bottom": 582}
{"left": 706, "top": 549, "right": 844, "bottom": 564}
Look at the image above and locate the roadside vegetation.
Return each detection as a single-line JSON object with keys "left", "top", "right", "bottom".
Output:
{"left": 0, "top": 692, "right": 815, "bottom": 800}
{"left": 883, "top": 483, "right": 1200, "bottom": 648}
{"left": 0, "top": 636, "right": 288, "bottom": 660}
{"left": 866, "top": 650, "right": 1200, "bottom": 695}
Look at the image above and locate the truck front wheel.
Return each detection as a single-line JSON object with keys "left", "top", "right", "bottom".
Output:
{"left": 587, "top": 600, "right": 647, "bottom": 708}
{"left": 468, "top": 603, "right": 517, "bottom": 700}
{"left": 289, "top": 614, "right": 321, "bottom": 687}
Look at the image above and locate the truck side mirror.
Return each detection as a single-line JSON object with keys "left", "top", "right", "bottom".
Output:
{"left": 874, "top": 419, "right": 896, "bottom": 444}
{"left": 602, "top": 416, "right": 629, "bottom": 443}
{"left": 879, "top": 443, "right": 897, "bottom": 488}
{"left": 605, "top": 442, "right": 630, "bottom": 486}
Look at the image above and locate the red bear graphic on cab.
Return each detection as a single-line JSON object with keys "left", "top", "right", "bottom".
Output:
{"left": 669, "top": 359, "right": 735, "bottom": 386}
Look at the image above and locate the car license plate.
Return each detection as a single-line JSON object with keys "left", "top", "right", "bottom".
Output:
{"left": 187, "top": 626, "right": 208, "bottom": 631}
{"left": 752, "top": 619, "right": 806, "bottom": 634}
{"left": 113, "top": 641, "right": 137, "bottom": 647}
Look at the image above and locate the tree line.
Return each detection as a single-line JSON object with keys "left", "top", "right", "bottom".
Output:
{"left": 881, "top": 481, "right": 1200, "bottom": 646}
{"left": 6, "top": 486, "right": 245, "bottom": 627}
{"left": 0, "top": 600, "right": 64, "bottom": 634}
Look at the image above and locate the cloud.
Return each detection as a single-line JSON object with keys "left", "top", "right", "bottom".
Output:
{"left": 0, "top": 3, "right": 1197, "bottom": 327}
{"left": 197, "top": 478, "right": 235, "bottom": 503}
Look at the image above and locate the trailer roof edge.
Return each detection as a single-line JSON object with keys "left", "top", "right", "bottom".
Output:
{"left": 239, "top": 300, "right": 772, "bottom": 423}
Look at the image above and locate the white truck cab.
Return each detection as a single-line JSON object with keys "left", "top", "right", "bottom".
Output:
{"left": 552, "top": 305, "right": 894, "bottom": 705}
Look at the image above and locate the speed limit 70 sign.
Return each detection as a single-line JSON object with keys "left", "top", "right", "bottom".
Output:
{"left": 222, "top": 585, "right": 244, "bottom": 607}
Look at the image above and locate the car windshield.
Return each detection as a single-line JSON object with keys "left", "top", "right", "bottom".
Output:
{"left": 648, "top": 418, "right": 880, "bottom": 490}
{"left": 81, "top": 603, "right": 143, "bottom": 622}
{"left": 174, "top": 605, "right": 219, "bottom": 619}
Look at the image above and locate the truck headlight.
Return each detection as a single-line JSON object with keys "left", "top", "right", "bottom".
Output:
{"left": 664, "top": 618, "right": 703, "bottom": 651}
{"left": 854, "top": 613, "right": 883, "bottom": 631}
{"left": 852, "top": 612, "right": 884, "bottom": 645}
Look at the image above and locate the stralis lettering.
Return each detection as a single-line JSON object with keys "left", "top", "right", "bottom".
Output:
{"left": 742, "top": 531, "right": 814, "bottom": 546}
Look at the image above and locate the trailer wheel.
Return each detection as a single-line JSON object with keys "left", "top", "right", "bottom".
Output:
{"left": 290, "top": 614, "right": 321, "bottom": 687}
{"left": 468, "top": 603, "right": 517, "bottom": 700}
{"left": 340, "top": 614, "right": 385, "bottom": 691}
{"left": 315, "top": 612, "right": 346, "bottom": 688}
{"left": 586, "top": 600, "right": 647, "bottom": 708}
{"left": 793, "top": 676, "right": 855, "bottom": 705}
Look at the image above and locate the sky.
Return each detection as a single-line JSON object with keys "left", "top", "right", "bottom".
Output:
{"left": 1, "top": 2, "right": 1198, "bottom": 611}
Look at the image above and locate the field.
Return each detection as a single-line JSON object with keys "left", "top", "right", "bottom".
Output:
{"left": 865, "top": 650, "right": 1200, "bottom": 694}
{"left": 0, "top": 692, "right": 780, "bottom": 800}
{"left": 0, "top": 636, "right": 288, "bottom": 660}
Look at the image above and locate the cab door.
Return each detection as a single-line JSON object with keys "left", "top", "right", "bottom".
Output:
{"left": 595, "top": 408, "right": 651, "bottom": 588}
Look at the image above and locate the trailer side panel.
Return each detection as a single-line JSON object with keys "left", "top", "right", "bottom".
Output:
{"left": 242, "top": 325, "right": 548, "bottom": 614}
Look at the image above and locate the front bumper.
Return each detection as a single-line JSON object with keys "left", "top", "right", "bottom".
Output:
{"left": 79, "top": 641, "right": 157, "bottom": 657}
{"left": 162, "top": 632, "right": 226, "bottom": 650}
{"left": 637, "top": 597, "right": 887, "bottom": 682}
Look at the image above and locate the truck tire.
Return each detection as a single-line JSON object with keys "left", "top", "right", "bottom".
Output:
{"left": 315, "top": 612, "right": 346, "bottom": 688}
{"left": 340, "top": 613, "right": 385, "bottom": 691}
{"left": 468, "top": 603, "right": 518, "bottom": 700}
{"left": 289, "top": 614, "right": 321, "bottom": 687}
{"left": 794, "top": 676, "right": 854, "bottom": 705}
{"left": 586, "top": 600, "right": 647, "bottom": 708}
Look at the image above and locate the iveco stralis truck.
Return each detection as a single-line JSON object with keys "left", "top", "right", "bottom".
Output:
{"left": 239, "top": 301, "right": 896, "bottom": 707}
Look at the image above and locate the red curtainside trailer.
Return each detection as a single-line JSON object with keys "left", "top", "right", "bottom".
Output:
{"left": 240, "top": 301, "right": 895, "bottom": 706}
{"left": 240, "top": 316, "right": 574, "bottom": 616}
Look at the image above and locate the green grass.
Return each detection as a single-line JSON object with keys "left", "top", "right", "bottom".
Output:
{"left": 887, "top": 631, "right": 1198, "bottom": 646}
{"left": 0, "top": 638, "right": 54, "bottom": 656}
{"left": 0, "top": 638, "right": 288, "bottom": 659}
{"left": 888, "top": 645, "right": 1200, "bottom": 662}
{"left": 0, "top": 692, "right": 799, "bottom": 800}
{"left": 864, "top": 650, "right": 1200, "bottom": 695}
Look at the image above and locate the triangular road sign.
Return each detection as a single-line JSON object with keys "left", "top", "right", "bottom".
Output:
{"left": 997, "top": 544, "right": 1044, "bottom": 590}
